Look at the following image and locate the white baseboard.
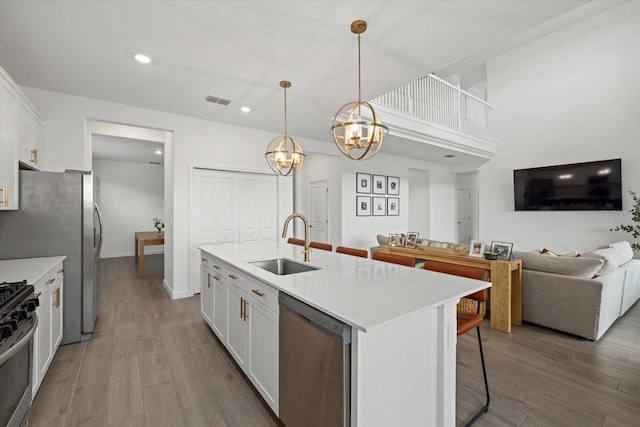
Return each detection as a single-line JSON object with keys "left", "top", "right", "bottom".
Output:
{"left": 163, "top": 279, "right": 192, "bottom": 300}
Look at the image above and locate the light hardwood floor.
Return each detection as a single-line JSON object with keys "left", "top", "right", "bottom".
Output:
{"left": 29, "top": 256, "right": 640, "bottom": 426}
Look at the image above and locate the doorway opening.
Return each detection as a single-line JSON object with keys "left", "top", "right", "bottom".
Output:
{"left": 86, "top": 120, "right": 172, "bottom": 286}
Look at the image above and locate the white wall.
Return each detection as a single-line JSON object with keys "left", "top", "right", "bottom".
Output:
{"left": 24, "top": 87, "right": 293, "bottom": 299}
{"left": 93, "top": 159, "right": 164, "bottom": 258}
{"left": 480, "top": 2, "right": 640, "bottom": 252}
{"left": 294, "top": 142, "right": 456, "bottom": 251}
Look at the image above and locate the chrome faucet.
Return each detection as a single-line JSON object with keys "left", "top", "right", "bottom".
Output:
{"left": 282, "top": 213, "right": 311, "bottom": 262}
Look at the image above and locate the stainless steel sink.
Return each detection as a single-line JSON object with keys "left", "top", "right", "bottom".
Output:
{"left": 249, "top": 258, "right": 320, "bottom": 275}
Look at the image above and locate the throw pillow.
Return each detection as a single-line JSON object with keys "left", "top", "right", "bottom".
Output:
{"left": 518, "top": 252, "right": 604, "bottom": 278}
{"left": 377, "top": 234, "right": 389, "bottom": 246}
{"left": 580, "top": 248, "right": 618, "bottom": 276}
{"left": 608, "top": 241, "right": 634, "bottom": 265}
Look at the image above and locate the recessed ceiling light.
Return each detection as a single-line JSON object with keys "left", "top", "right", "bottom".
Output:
{"left": 240, "top": 106, "right": 251, "bottom": 113}
{"left": 155, "top": 150, "right": 162, "bottom": 155}
{"left": 134, "top": 53, "right": 151, "bottom": 64}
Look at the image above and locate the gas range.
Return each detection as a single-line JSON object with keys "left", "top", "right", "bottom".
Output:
{"left": 0, "top": 280, "right": 38, "bottom": 352}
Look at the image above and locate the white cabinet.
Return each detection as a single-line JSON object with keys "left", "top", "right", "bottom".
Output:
{"left": 17, "top": 101, "right": 42, "bottom": 169}
{"left": 199, "top": 252, "right": 279, "bottom": 414}
{"left": 0, "top": 70, "right": 20, "bottom": 210}
{"left": 0, "top": 66, "right": 44, "bottom": 210}
{"left": 200, "top": 263, "right": 214, "bottom": 327}
{"left": 247, "top": 293, "right": 279, "bottom": 410}
{"left": 226, "top": 283, "right": 248, "bottom": 369}
{"left": 32, "top": 260, "right": 64, "bottom": 397}
{"left": 212, "top": 272, "right": 228, "bottom": 341}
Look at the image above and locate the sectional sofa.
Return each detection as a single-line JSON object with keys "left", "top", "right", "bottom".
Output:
{"left": 514, "top": 241, "right": 640, "bottom": 340}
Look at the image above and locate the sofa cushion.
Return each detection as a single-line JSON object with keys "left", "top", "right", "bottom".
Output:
{"left": 514, "top": 251, "right": 604, "bottom": 279}
{"left": 581, "top": 241, "right": 634, "bottom": 276}
{"left": 376, "top": 234, "right": 389, "bottom": 246}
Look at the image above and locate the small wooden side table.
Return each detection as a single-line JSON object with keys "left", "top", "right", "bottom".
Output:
{"left": 135, "top": 231, "right": 164, "bottom": 277}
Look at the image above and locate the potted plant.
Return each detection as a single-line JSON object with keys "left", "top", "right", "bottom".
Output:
{"left": 611, "top": 191, "right": 640, "bottom": 251}
{"left": 152, "top": 217, "right": 164, "bottom": 234}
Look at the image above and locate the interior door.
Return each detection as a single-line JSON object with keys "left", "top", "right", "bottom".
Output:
{"left": 309, "top": 180, "right": 328, "bottom": 243}
{"left": 456, "top": 189, "right": 472, "bottom": 244}
{"left": 191, "top": 169, "right": 219, "bottom": 295}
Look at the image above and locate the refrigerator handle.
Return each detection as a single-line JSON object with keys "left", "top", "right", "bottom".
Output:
{"left": 94, "top": 203, "right": 104, "bottom": 259}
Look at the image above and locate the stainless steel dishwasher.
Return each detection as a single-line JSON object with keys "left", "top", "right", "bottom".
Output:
{"left": 279, "top": 293, "right": 352, "bottom": 427}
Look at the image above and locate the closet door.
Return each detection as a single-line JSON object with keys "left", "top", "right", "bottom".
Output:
{"left": 217, "top": 173, "right": 240, "bottom": 244}
{"left": 240, "top": 175, "right": 278, "bottom": 243}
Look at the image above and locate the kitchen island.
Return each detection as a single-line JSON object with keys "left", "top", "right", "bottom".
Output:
{"left": 199, "top": 242, "right": 490, "bottom": 427}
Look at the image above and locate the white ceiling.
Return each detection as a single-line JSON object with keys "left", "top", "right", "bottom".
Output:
{"left": 0, "top": 1, "right": 615, "bottom": 164}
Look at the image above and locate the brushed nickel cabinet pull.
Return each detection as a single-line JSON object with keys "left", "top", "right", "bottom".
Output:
{"left": 214, "top": 275, "right": 221, "bottom": 281}
{"left": 207, "top": 273, "right": 212, "bottom": 288}
{"left": 46, "top": 278, "right": 55, "bottom": 285}
{"left": 57, "top": 269, "right": 64, "bottom": 274}
{"left": 252, "top": 289, "right": 265, "bottom": 297}
{"left": 243, "top": 299, "right": 248, "bottom": 321}
{"left": 240, "top": 297, "right": 245, "bottom": 318}
{"left": 213, "top": 265, "right": 221, "bottom": 270}
{"left": 30, "top": 148, "right": 38, "bottom": 164}
{"left": 228, "top": 274, "right": 238, "bottom": 280}
{"left": 34, "top": 292, "right": 42, "bottom": 299}
{"left": 201, "top": 257, "right": 207, "bottom": 262}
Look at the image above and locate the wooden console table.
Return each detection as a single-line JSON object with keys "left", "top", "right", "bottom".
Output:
{"left": 135, "top": 231, "right": 164, "bottom": 277}
{"left": 379, "top": 245, "right": 522, "bottom": 333}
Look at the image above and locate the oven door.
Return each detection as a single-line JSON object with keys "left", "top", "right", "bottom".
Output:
{"left": 0, "top": 313, "right": 38, "bottom": 427}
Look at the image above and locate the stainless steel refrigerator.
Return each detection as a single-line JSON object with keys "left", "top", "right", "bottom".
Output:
{"left": 0, "top": 170, "right": 104, "bottom": 344}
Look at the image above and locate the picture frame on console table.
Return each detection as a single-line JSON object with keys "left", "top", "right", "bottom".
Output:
{"left": 388, "top": 233, "right": 404, "bottom": 247}
{"left": 356, "top": 173, "right": 371, "bottom": 194}
{"left": 491, "top": 241, "right": 513, "bottom": 260}
{"left": 356, "top": 196, "right": 371, "bottom": 216}
{"left": 469, "top": 240, "right": 485, "bottom": 257}
{"left": 405, "top": 232, "right": 419, "bottom": 248}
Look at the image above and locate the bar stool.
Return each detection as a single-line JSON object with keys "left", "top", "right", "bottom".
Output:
{"left": 309, "top": 241, "right": 332, "bottom": 251}
{"left": 336, "top": 246, "right": 368, "bottom": 258}
{"left": 287, "top": 238, "right": 305, "bottom": 246}
{"left": 424, "top": 260, "right": 490, "bottom": 426}
{"left": 372, "top": 252, "right": 416, "bottom": 267}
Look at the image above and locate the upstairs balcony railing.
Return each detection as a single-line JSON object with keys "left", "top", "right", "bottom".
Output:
{"left": 372, "top": 73, "right": 494, "bottom": 141}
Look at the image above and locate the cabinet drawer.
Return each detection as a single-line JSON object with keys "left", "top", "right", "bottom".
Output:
{"left": 33, "top": 261, "right": 64, "bottom": 294}
{"left": 248, "top": 280, "right": 279, "bottom": 314}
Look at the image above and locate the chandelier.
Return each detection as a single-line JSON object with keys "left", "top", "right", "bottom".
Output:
{"left": 331, "top": 20, "right": 388, "bottom": 161}
{"left": 265, "top": 80, "right": 305, "bottom": 176}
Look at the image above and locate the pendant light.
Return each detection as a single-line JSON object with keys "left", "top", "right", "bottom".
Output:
{"left": 331, "top": 20, "right": 388, "bottom": 160}
{"left": 265, "top": 80, "right": 305, "bottom": 176}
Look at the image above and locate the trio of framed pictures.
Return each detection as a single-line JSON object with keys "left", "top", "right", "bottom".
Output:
{"left": 469, "top": 240, "right": 513, "bottom": 260}
{"left": 356, "top": 173, "right": 400, "bottom": 217}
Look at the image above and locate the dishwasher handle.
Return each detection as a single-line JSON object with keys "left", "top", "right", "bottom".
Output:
{"left": 279, "top": 293, "right": 351, "bottom": 344}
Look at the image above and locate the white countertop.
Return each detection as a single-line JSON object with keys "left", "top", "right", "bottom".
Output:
{"left": 0, "top": 256, "right": 67, "bottom": 284}
{"left": 199, "top": 242, "right": 490, "bottom": 333}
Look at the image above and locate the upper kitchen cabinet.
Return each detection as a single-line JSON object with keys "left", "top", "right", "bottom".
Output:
{"left": 0, "top": 66, "right": 44, "bottom": 210}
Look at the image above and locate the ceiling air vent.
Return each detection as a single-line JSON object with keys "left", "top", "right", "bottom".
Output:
{"left": 205, "top": 95, "right": 231, "bottom": 106}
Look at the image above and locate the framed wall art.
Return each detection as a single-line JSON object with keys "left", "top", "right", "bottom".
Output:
{"left": 356, "top": 196, "right": 371, "bottom": 216}
{"left": 372, "top": 197, "right": 386, "bottom": 216}
{"left": 372, "top": 174, "right": 386, "bottom": 194}
{"left": 469, "top": 240, "right": 485, "bottom": 258}
{"left": 387, "top": 176, "right": 400, "bottom": 195}
{"left": 356, "top": 173, "right": 371, "bottom": 194}
{"left": 490, "top": 241, "right": 514, "bottom": 260}
{"left": 387, "top": 197, "right": 399, "bottom": 216}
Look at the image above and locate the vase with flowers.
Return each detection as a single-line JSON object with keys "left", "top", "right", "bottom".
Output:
{"left": 152, "top": 217, "right": 164, "bottom": 234}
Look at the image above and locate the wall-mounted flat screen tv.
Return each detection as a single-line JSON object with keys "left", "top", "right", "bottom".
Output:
{"left": 514, "top": 159, "right": 622, "bottom": 211}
